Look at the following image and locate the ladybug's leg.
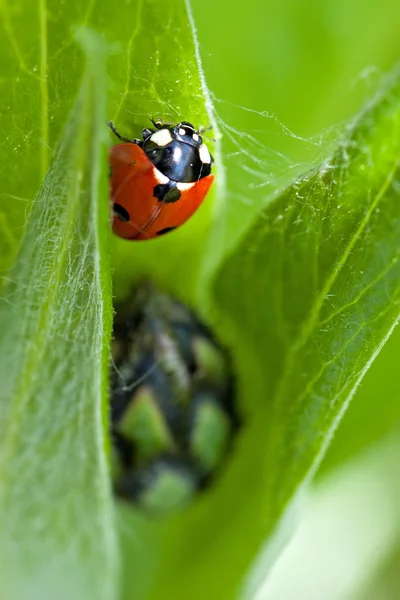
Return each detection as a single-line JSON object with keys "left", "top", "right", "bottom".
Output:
{"left": 108, "top": 121, "right": 141, "bottom": 145}
{"left": 198, "top": 125, "right": 216, "bottom": 143}
{"left": 141, "top": 127, "right": 153, "bottom": 140}
{"left": 153, "top": 181, "right": 181, "bottom": 204}
{"left": 198, "top": 125, "right": 213, "bottom": 134}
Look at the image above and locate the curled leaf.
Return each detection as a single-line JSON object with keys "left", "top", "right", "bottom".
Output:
{"left": 0, "top": 31, "right": 117, "bottom": 600}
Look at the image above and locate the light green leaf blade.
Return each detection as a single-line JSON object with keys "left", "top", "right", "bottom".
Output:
{"left": 0, "top": 31, "right": 117, "bottom": 600}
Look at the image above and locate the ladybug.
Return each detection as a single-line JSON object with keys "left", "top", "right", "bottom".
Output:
{"left": 108, "top": 119, "right": 214, "bottom": 240}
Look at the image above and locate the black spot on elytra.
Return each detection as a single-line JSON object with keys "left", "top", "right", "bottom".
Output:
{"left": 109, "top": 165, "right": 113, "bottom": 178}
{"left": 156, "top": 227, "right": 177, "bottom": 236}
{"left": 114, "top": 203, "right": 130, "bottom": 222}
{"left": 153, "top": 183, "right": 181, "bottom": 204}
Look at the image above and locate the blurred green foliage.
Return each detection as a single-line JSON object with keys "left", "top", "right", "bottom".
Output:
{"left": 194, "top": 0, "right": 400, "bottom": 154}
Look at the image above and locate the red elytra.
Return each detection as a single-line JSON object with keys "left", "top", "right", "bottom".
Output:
{"left": 110, "top": 143, "right": 214, "bottom": 241}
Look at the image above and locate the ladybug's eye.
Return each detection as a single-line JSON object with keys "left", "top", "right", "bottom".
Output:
{"left": 147, "top": 148, "right": 164, "bottom": 161}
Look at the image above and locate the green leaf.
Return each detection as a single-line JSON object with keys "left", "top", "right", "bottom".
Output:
{"left": 197, "top": 70, "right": 400, "bottom": 595}
{"left": 0, "top": 30, "right": 117, "bottom": 600}
{"left": 320, "top": 323, "right": 400, "bottom": 475}
{"left": 246, "top": 433, "right": 400, "bottom": 600}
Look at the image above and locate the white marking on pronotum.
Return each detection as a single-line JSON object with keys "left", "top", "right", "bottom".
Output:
{"left": 154, "top": 170, "right": 170, "bottom": 184}
{"left": 199, "top": 143, "right": 211, "bottom": 164}
{"left": 179, "top": 128, "right": 186, "bottom": 136}
{"left": 192, "top": 133, "right": 200, "bottom": 142}
{"left": 151, "top": 128, "right": 173, "bottom": 146}
{"left": 177, "top": 182, "right": 196, "bottom": 191}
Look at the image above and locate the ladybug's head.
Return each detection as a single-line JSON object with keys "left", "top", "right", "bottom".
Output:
{"left": 141, "top": 120, "right": 213, "bottom": 183}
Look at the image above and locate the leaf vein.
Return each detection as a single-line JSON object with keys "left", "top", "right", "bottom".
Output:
{"left": 273, "top": 152, "right": 400, "bottom": 409}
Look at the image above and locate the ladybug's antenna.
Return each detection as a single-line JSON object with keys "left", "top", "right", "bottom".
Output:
{"left": 150, "top": 118, "right": 164, "bottom": 129}
{"left": 108, "top": 121, "right": 137, "bottom": 143}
